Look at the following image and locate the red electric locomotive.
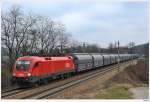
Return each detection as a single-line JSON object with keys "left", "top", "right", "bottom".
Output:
{"left": 12, "top": 56, "right": 75, "bottom": 84}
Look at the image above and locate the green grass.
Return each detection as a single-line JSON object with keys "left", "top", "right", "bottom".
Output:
{"left": 95, "top": 85, "right": 132, "bottom": 99}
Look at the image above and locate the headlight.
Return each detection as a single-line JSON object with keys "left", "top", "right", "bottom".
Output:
{"left": 13, "top": 73, "right": 15, "bottom": 76}
{"left": 27, "top": 73, "right": 31, "bottom": 77}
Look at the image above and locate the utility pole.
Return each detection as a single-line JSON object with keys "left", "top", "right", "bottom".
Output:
{"left": 117, "top": 40, "right": 120, "bottom": 72}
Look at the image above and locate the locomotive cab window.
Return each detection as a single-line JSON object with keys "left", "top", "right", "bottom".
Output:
{"left": 16, "top": 60, "right": 30, "bottom": 71}
{"left": 34, "top": 62, "right": 39, "bottom": 68}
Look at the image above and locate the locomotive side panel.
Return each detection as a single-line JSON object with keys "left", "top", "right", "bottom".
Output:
{"left": 36, "top": 57, "right": 75, "bottom": 78}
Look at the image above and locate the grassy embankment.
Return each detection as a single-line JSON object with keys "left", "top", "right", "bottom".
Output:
{"left": 95, "top": 59, "right": 149, "bottom": 99}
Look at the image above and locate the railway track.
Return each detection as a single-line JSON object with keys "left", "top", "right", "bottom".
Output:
{"left": 29, "top": 65, "right": 117, "bottom": 99}
{"left": 2, "top": 60, "right": 137, "bottom": 99}
{"left": 2, "top": 88, "right": 24, "bottom": 98}
{"left": 2, "top": 87, "right": 20, "bottom": 94}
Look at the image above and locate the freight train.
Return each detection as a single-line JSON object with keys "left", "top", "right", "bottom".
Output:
{"left": 12, "top": 53, "right": 138, "bottom": 85}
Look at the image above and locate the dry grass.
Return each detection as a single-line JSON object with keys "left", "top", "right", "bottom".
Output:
{"left": 107, "top": 60, "right": 149, "bottom": 86}
{"left": 96, "top": 60, "right": 149, "bottom": 99}
{"left": 95, "top": 84, "right": 133, "bottom": 99}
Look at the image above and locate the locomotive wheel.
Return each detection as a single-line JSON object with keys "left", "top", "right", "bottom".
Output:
{"left": 43, "top": 79, "right": 48, "bottom": 84}
{"left": 38, "top": 78, "right": 48, "bottom": 85}
{"left": 33, "top": 83, "right": 39, "bottom": 87}
{"left": 66, "top": 73, "right": 71, "bottom": 78}
{"left": 59, "top": 74, "right": 65, "bottom": 79}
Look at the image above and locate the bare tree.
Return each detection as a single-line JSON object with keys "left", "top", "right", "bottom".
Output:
{"left": 33, "top": 16, "right": 61, "bottom": 56}
{"left": 108, "top": 43, "right": 113, "bottom": 53}
{"left": 2, "top": 6, "right": 73, "bottom": 72}
{"left": 85, "top": 43, "right": 101, "bottom": 53}
{"left": 2, "top": 6, "right": 23, "bottom": 70}
{"left": 69, "top": 40, "right": 80, "bottom": 53}
{"left": 1, "top": 6, "right": 36, "bottom": 70}
{"left": 56, "top": 23, "right": 71, "bottom": 55}
{"left": 128, "top": 42, "right": 135, "bottom": 54}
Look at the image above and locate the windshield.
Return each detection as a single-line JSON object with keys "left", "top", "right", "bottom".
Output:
{"left": 16, "top": 60, "right": 30, "bottom": 71}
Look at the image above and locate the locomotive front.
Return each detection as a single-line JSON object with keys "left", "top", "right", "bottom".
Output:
{"left": 12, "top": 56, "right": 42, "bottom": 84}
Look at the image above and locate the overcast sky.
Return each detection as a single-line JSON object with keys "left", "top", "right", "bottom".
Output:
{"left": 2, "top": 0, "right": 148, "bottom": 47}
